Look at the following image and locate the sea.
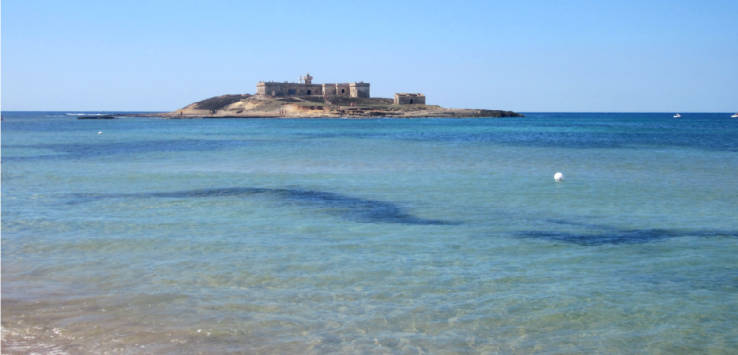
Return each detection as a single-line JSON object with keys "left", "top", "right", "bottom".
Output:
{"left": 2, "top": 111, "right": 737, "bottom": 354}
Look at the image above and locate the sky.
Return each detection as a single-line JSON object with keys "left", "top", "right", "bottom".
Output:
{"left": 2, "top": 0, "right": 737, "bottom": 112}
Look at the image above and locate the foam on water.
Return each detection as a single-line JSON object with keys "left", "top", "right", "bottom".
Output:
{"left": 2, "top": 112, "right": 738, "bottom": 354}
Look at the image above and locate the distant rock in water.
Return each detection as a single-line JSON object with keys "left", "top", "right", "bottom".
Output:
{"left": 121, "top": 72, "right": 522, "bottom": 119}
{"left": 122, "top": 94, "right": 524, "bottom": 119}
{"left": 78, "top": 115, "right": 117, "bottom": 119}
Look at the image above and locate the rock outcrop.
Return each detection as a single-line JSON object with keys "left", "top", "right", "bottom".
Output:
{"left": 128, "top": 94, "right": 523, "bottom": 119}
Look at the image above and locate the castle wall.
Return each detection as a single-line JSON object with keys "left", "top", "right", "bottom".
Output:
{"left": 301, "top": 85, "right": 322, "bottom": 96}
{"left": 322, "top": 84, "right": 337, "bottom": 96}
{"left": 257, "top": 76, "right": 370, "bottom": 98}
{"left": 335, "top": 84, "right": 350, "bottom": 96}
{"left": 350, "top": 83, "right": 370, "bottom": 98}
{"left": 257, "top": 82, "right": 323, "bottom": 96}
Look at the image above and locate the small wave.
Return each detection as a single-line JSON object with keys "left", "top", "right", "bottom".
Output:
{"left": 66, "top": 113, "right": 103, "bottom": 116}
{"left": 1, "top": 326, "right": 71, "bottom": 355}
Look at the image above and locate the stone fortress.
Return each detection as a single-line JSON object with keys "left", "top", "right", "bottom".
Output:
{"left": 257, "top": 73, "right": 371, "bottom": 98}
{"left": 135, "top": 72, "right": 523, "bottom": 118}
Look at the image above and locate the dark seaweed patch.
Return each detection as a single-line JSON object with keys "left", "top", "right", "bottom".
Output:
{"left": 68, "top": 187, "right": 457, "bottom": 226}
{"left": 517, "top": 226, "right": 738, "bottom": 246}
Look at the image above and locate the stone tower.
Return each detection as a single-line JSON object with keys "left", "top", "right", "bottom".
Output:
{"left": 301, "top": 73, "right": 313, "bottom": 85}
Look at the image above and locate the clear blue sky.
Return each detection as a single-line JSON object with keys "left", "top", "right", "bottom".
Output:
{"left": 2, "top": 0, "right": 737, "bottom": 112}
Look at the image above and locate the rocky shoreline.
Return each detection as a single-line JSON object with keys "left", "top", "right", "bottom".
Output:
{"left": 123, "top": 94, "right": 523, "bottom": 119}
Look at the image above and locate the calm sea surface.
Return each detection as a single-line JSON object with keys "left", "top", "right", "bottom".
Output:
{"left": 2, "top": 112, "right": 737, "bottom": 354}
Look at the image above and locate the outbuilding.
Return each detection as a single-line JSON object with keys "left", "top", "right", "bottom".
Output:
{"left": 394, "top": 93, "right": 425, "bottom": 105}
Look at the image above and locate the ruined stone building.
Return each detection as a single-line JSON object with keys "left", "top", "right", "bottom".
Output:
{"left": 257, "top": 73, "right": 370, "bottom": 98}
{"left": 394, "top": 93, "right": 425, "bottom": 105}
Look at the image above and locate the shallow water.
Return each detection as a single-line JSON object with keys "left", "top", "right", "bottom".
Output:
{"left": 2, "top": 112, "right": 737, "bottom": 354}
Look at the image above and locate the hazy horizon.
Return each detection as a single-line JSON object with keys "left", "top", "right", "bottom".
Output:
{"left": 3, "top": 0, "right": 737, "bottom": 112}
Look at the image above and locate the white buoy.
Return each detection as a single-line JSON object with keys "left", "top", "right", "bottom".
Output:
{"left": 554, "top": 172, "right": 564, "bottom": 181}
{"left": 98, "top": 131, "right": 102, "bottom": 135}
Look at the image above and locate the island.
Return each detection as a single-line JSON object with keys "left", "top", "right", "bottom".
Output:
{"left": 130, "top": 73, "right": 523, "bottom": 119}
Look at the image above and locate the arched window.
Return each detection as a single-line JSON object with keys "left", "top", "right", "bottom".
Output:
{"left": 307, "top": 90, "right": 312, "bottom": 95}
{"left": 342, "top": 89, "right": 345, "bottom": 94}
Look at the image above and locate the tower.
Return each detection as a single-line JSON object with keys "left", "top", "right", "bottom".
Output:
{"left": 301, "top": 72, "right": 313, "bottom": 85}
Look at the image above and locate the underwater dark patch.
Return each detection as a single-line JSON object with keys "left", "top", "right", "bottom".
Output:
{"left": 516, "top": 227, "right": 738, "bottom": 246}
{"left": 67, "top": 187, "right": 458, "bottom": 226}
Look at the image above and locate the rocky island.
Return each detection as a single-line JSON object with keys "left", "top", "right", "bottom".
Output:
{"left": 131, "top": 73, "right": 523, "bottom": 119}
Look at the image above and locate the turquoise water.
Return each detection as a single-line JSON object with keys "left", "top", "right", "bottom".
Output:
{"left": 2, "top": 112, "right": 737, "bottom": 354}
